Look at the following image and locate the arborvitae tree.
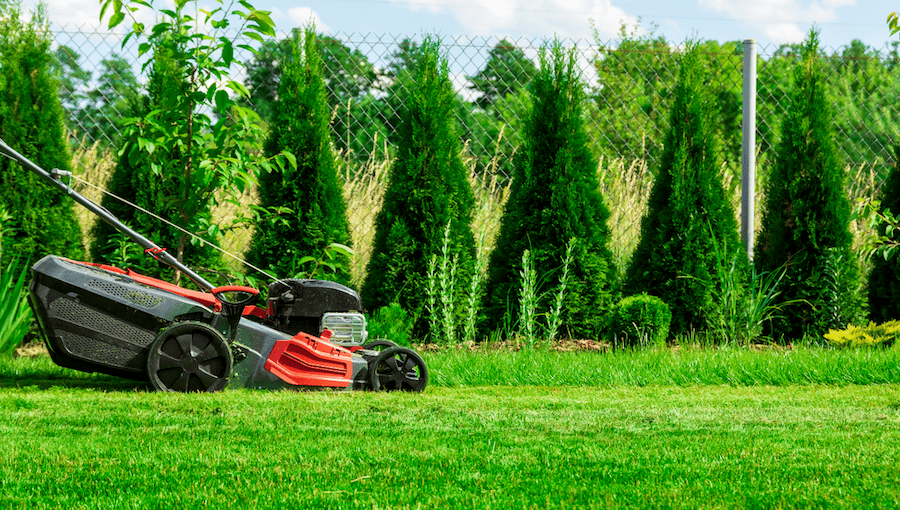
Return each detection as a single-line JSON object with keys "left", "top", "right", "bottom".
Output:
{"left": 623, "top": 42, "right": 745, "bottom": 336}
{"left": 754, "top": 29, "right": 862, "bottom": 339}
{"left": 90, "top": 43, "right": 220, "bottom": 279}
{"left": 482, "top": 41, "right": 616, "bottom": 339}
{"left": 869, "top": 146, "right": 900, "bottom": 322}
{"left": 246, "top": 26, "right": 352, "bottom": 283}
{"left": 0, "top": 3, "right": 84, "bottom": 265}
{"left": 361, "top": 37, "right": 475, "bottom": 335}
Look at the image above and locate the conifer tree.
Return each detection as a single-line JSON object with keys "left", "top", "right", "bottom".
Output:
{"left": 869, "top": 146, "right": 900, "bottom": 322}
{"left": 89, "top": 42, "right": 220, "bottom": 278}
{"left": 246, "top": 27, "right": 352, "bottom": 283}
{"left": 482, "top": 41, "right": 616, "bottom": 339}
{"left": 0, "top": 3, "right": 85, "bottom": 265}
{"left": 361, "top": 37, "right": 475, "bottom": 335}
{"left": 755, "top": 29, "right": 862, "bottom": 338}
{"left": 623, "top": 42, "right": 745, "bottom": 335}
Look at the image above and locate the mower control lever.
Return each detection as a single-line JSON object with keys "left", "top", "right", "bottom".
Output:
{"left": 212, "top": 285, "right": 259, "bottom": 341}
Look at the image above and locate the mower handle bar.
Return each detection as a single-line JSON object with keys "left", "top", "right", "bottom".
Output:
{"left": 0, "top": 136, "right": 217, "bottom": 292}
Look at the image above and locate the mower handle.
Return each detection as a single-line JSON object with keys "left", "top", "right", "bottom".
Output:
{"left": 0, "top": 136, "right": 218, "bottom": 291}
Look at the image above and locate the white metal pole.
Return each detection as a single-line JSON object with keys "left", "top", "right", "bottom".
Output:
{"left": 741, "top": 39, "right": 757, "bottom": 261}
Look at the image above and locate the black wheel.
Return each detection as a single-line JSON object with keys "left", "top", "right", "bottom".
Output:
{"left": 363, "top": 339, "right": 397, "bottom": 352}
{"left": 147, "top": 322, "right": 232, "bottom": 393}
{"left": 368, "top": 346, "right": 427, "bottom": 392}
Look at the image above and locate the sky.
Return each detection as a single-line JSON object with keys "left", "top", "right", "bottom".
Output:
{"left": 23, "top": 0, "right": 898, "bottom": 51}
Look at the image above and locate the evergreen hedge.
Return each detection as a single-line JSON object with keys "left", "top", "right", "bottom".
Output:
{"left": 623, "top": 42, "right": 745, "bottom": 336}
{"left": 0, "top": 3, "right": 84, "bottom": 265}
{"left": 360, "top": 37, "right": 475, "bottom": 336}
{"left": 867, "top": 145, "right": 900, "bottom": 323}
{"left": 754, "top": 30, "right": 863, "bottom": 339}
{"left": 90, "top": 43, "right": 220, "bottom": 279}
{"left": 246, "top": 27, "right": 352, "bottom": 284}
{"left": 482, "top": 41, "right": 616, "bottom": 339}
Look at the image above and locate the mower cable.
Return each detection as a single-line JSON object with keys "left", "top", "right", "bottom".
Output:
{"left": 70, "top": 174, "right": 281, "bottom": 283}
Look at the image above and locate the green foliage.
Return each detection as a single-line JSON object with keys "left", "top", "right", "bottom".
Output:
{"left": 825, "top": 321, "right": 900, "bottom": 348}
{"left": 868, "top": 146, "right": 900, "bottom": 322}
{"left": 0, "top": 2, "right": 85, "bottom": 265}
{"left": 290, "top": 242, "right": 353, "bottom": 281}
{"left": 608, "top": 294, "right": 671, "bottom": 348}
{"left": 483, "top": 40, "right": 616, "bottom": 339}
{"left": 243, "top": 31, "right": 382, "bottom": 160}
{"left": 246, "top": 26, "right": 353, "bottom": 285}
{"left": 361, "top": 37, "right": 476, "bottom": 337}
{"left": 589, "top": 24, "right": 743, "bottom": 169}
{"left": 623, "top": 42, "right": 745, "bottom": 336}
{"left": 890, "top": 12, "right": 899, "bottom": 37}
{"left": 98, "top": 0, "right": 287, "bottom": 284}
{"left": 79, "top": 54, "right": 139, "bottom": 148}
{"left": 89, "top": 47, "right": 221, "bottom": 279}
{"left": 51, "top": 47, "right": 138, "bottom": 148}
{"left": 468, "top": 39, "right": 537, "bottom": 109}
{"left": 755, "top": 29, "right": 863, "bottom": 339}
{"left": 0, "top": 209, "right": 32, "bottom": 356}
{"left": 366, "top": 302, "right": 414, "bottom": 347}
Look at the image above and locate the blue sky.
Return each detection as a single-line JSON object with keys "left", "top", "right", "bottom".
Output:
{"left": 23, "top": 0, "right": 900, "bottom": 48}
{"left": 25, "top": 0, "right": 898, "bottom": 51}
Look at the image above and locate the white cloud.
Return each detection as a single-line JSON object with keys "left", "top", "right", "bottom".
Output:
{"left": 698, "top": 0, "right": 856, "bottom": 44}
{"left": 287, "top": 7, "right": 330, "bottom": 32}
{"left": 388, "top": 0, "right": 637, "bottom": 41}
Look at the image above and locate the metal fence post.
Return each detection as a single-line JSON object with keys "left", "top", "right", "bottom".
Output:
{"left": 741, "top": 39, "right": 757, "bottom": 261}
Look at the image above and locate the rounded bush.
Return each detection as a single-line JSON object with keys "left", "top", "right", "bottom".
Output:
{"left": 609, "top": 294, "right": 671, "bottom": 348}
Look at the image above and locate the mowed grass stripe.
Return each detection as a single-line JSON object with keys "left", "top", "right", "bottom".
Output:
{"left": 2, "top": 385, "right": 900, "bottom": 509}
{"left": 427, "top": 346, "right": 900, "bottom": 386}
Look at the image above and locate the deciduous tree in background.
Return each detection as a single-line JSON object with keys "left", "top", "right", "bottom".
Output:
{"left": 246, "top": 26, "right": 352, "bottom": 284}
{"left": 0, "top": 2, "right": 84, "bottom": 265}
{"left": 469, "top": 39, "right": 537, "bottom": 109}
{"left": 483, "top": 41, "right": 616, "bottom": 339}
{"left": 623, "top": 42, "right": 745, "bottom": 336}
{"left": 754, "top": 29, "right": 863, "bottom": 339}
{"left": 361, "top": 37, "right": 475, "bottom": 337}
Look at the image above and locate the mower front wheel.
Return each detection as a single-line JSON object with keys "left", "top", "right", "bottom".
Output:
{"left": 363, "top": 339, "right": 397, "bottom": 352}
{"left": 368, "top": 346, "right": 427, "bottom": 392}
{"left": 147, "top": 322, "right": 232, "bottom": 393}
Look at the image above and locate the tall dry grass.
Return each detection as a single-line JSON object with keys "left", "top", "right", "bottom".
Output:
{"left": 62, "top": 135, "right": 885, "bottom": 297}
{"left": 70, "top": 139, "right": 116, "bottom": 253}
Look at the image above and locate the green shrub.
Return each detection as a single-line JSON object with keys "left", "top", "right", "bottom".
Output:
{"left": 622, "top": 42, "right": 745, "bottom": 336}
{"left": 361, "top": 37, "right": 476, "bottom": 338}
{"left": 482, "top": 40, "right": 616, "bottom": 339}
{"left": 608, "top": 294, "right": 671, "bottom": 348}
{"left": 824, "top": 321, "right": 900, "bottom": 348}
{"left": 868, "top": 145, "right": 900, "bottom": 322}
{"left": 246, "top": 26, "right": 352, "bottom": 285}
{"left": 0, "top": 3, "right": 84, "bottom": 265}
{"left": 367, "top": 302, "right": 414, "bottom": 347}
{"left": 754, "top": 29, "right": 863, "bottom": 339}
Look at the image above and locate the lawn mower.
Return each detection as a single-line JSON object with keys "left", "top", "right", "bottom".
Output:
{"left": 0, "top": 137, "right": 427, "bottom": 393}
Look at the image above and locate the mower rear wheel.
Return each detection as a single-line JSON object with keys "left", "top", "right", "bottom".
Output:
{"left": 147, "top": 322, "right": 232, "bottom": 393}
{"left": 362, "top": 339, "right": 397, "bottom": 352}
{"left": 368, "top": 346, "right": 427, "bottom": 392}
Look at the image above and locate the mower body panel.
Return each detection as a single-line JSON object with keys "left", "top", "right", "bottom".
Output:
{"left": 28, "top": 255, "right": 367, "bottom": 390}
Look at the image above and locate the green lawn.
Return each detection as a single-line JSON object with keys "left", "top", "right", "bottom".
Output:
{"left": 3, "top": 352, "right": 900, "bottom": 509}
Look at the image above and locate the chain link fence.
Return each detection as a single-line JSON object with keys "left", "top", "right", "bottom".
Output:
{"left": 51, "top": 26, "right": 900, "bottom": 279}
{"left": 53, "top": 27, "right": 899, "bottom": 170}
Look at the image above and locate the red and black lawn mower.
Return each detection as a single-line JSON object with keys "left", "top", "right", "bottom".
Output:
{"left": 0, "top": 137, "right": 427, "bottom": 393}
